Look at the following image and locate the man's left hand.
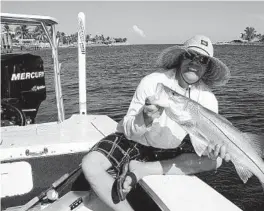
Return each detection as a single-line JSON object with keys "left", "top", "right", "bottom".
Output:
{"left": 207, "top": 144, "right": 231, "bottom": 168}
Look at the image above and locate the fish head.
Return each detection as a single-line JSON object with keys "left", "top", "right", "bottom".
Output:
{"left": 146, "top": 83, "right": 170, "bottom": 108}
{"left": 152, "top": 83, "right": 187, "bottom": 109}
{"left": 153, "top": 83, "right": 192, "bottom": 122}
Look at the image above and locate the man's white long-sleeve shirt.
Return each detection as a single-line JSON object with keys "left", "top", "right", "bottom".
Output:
{"left": 116, "top": 70, "right": 218, "bottom": 149}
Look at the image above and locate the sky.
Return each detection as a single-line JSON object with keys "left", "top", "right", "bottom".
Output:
{"left": 1, "top": 1, "right": 264, "bottom": 44}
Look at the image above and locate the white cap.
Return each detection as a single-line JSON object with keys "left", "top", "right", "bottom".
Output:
{"left": 184, "top": 35, "right": 214, "bottom": 57}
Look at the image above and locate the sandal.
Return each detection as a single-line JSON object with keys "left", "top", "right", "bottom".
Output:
{"left": 112, "top": 159, "right": 138, "bottom": 204}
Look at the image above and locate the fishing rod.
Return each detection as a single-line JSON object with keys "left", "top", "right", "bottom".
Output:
{"left": 20, "top": 164, "right": 82, "bottom": 211}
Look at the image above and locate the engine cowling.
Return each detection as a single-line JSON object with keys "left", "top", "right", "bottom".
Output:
{"left": 1, "top": 53, "right": 46, "bottom": 126}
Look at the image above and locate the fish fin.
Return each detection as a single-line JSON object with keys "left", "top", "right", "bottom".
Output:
{"left": 243, "top": 133, "right": 264, "bottom": 158}
{"left": 233, "top": 161, "right": 253, "bottom": 183}
{"left": 189, "top": 133, "right": 210, "bottom": 157}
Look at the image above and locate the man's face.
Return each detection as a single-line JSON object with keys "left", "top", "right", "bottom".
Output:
{"left": 179, "top": 51, "right": 209, "bottom": 85}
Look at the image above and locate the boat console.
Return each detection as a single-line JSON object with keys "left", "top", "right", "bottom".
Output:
{"left": 1, "top": 53, "right": 46, "bottom": 126}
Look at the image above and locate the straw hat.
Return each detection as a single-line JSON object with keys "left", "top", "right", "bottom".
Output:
{"left": 157, "top": 35, "right": 230, "bottom": 87}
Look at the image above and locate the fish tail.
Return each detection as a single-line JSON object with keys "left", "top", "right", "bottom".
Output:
{"left": 233, "top": 161, "right": 253, "bottom": 183}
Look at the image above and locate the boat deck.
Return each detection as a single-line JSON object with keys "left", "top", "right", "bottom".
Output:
{"left": 0, "top": 114, "right": 117, "bottom": 161}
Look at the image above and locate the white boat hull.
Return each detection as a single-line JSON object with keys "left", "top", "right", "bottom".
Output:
{"left": 1, "top": 114, "right": 117, "bottom": 209}
{"left": 5, "top": 175, "right": 242, "bottom": 211}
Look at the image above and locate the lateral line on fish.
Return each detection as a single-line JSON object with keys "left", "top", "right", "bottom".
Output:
{"left": 198, "top": 111, "right": 264, "bottom": 175}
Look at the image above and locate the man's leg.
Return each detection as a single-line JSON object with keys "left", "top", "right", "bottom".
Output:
{"left": 123, "top": 142, "right": 231, "bottom": 192}
{"left": 82, "top": 151, "right": 134, "bottom": 211}
{"left": 123, "top": 153, "right": 218, "bottom": 192}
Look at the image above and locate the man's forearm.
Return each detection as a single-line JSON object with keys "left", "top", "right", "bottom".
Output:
{"left": 160, "top": 153, "right": 218, "bottom": 175}
{"left": 121, "top": 109, "right": 152, "bottom": 144}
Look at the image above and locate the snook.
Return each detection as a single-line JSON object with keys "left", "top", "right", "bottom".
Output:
{"left": 152, "top": 83, "right": 264, "bottom": 188}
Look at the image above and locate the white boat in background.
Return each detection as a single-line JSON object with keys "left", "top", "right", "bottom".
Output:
{"left": 0, "top": 13, "right": 242, "bottom": 211}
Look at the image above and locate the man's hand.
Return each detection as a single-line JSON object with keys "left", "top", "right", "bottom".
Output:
{"left": 143, "top": 96, "right": 164, "bottom": 126}
{"left": 206, "top": 144, "right": 231, "bottom": 169}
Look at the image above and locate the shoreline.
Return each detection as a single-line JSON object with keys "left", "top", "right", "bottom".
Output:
{"left": 4, "top": 42, "right": 263, "bottom": 53}
{"left": 215, "top": 42, "right": 264, "bottom": 46}
{"left": 59, "top": 42, "right": 130, "bottom": 48}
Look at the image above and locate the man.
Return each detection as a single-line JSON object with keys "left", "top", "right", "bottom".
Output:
{"left": 82, "top": 35, "right": 231, "bottom": 211}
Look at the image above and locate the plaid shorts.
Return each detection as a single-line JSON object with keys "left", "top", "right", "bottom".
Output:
{"left": 91, "top": 132, "right": 194, "bottom": 175}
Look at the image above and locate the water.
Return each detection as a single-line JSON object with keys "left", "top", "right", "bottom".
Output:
{"left": 33, "top": 44, "right": 264, "bottom": 211}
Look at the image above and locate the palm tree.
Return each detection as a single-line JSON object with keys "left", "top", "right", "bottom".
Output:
{"left": 2, "top": 24, "right": 12, "bottom": 34}
{"left": 66, "top": 35, "right": 71, "bottom": 44}
{"left": 256, "top": 33, "right": 264, "bottom": 42}
{"left": 3, "top": 24, "right": 15, "bottom": 38}
{"left": 99, "top": 34, "right": 105, "bottom": 42}
{"left": 15, "top": 25, "right": 30, "bottom": 39}
{"left": 59, "top": 32, "right": 68, "bottom": 44}
{"left": 69, "top": 33, "right": 78, "bottom": 43}
{"left": 260, "top": 35, "right": 264, "bottom": 42}
{"left": 34, "top": 25, "right": 47, "bottom": 42}
{"left": 2, "top": 24, "right": 15, "bottom": 38}
{"left": 240, "top": 27, "right": 257, "bottom": 42}
{"left": 86, "top": 34, "right": 91, "bottom": 42}
{"left": 56, "top": 31, "right": 62, "bottom": 42}
{"left": 2, "top": 24, "right": 14, "bottom": 48}
{"left": 94, "top": 34, "right": 99, "bottom": 42}
{"left": 73, "top": 32, "right": 78, "bottom": 43}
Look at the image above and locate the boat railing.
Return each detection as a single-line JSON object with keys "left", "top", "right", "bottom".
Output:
{"left": 1, "top": 13, "right": 65, "bottom": 123}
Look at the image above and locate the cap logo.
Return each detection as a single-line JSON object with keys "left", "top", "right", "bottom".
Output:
{"left": 201, "top": 40, "right": 208, "bottom": 46}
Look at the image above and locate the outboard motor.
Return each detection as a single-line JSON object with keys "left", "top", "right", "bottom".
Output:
{"left": 1, "top": 53, "right": 46, "bottom": 126}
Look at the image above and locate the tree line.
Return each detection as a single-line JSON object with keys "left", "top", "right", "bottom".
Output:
{"left": 1, "top": 24, "right": 128, "bottom": 45}
{"left": 240, "top": 27, "right": 264, "bottom": 42}
{"left": 56, "top": 31, "right": 127, "bottom": 45}
{"left": 3, "top": 24, "right": 263, "bottom": 45}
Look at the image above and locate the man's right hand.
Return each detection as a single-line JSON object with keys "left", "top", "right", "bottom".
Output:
{"left": 143, "top": 96, "right": 164, "bottom": 126}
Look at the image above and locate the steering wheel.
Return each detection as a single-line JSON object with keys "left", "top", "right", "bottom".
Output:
{"left": 1, "top": 101, "right": 26, "bottom": 126}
